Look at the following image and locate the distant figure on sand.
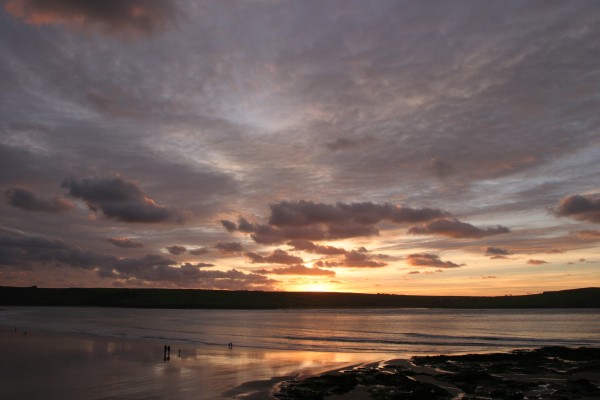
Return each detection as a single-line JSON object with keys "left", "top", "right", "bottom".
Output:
{"left": 164, "top": 345, "right": 170, "bottom": 361}
{"left": 228, "top": 342, "right": 233, "bottom": 349}
{"left": 178, "top": 349, "right": 181, "bottom": 358}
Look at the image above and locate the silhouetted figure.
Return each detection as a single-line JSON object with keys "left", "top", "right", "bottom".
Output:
{"left": 228, "top": 342, "right": 233, "bottom": 349}
{"left": 178, "top": 348, "right": 181, "bottom": 358}
{"left": 167, "top": 345, "right": 171, "bottom": 358}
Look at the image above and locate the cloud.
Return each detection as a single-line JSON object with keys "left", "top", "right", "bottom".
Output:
{"left": 325, "top": 135, "right": 375, "bottom": 152}
{"left": 215, "top": 242, "right": 244, "bottom": 254}
{"left": 245, "top": 249, "right": 303, "bottom": 265}
{"left": 484, "top": 246, "right": 512, "bottom": 259}
{"left": 62, "top": 177, "right": 184, "bottom": 223}
{"left": 166, "top": 245, "right": 186, "bottom": 255}
{"left": 406, "top": 253, "right": 463, "bottom": 268}
{"left": 0, "top": 230, "right": 265, "bottom": 289}
{"left": 554, "top": 194, "right": 600, "bottom": 223}
{"left": 189, "top": 247, "right": 209, "bottom": 256}
{"left": 527, "top": 259, "right": 549, "bottom": 265}
{"left": 408, "top": 218, "right": 510, "bottom": 239}
{"left": 222, "top": 201, "right": 449, "bottom": 244}
{"left": 315, "top": 250, "right": 387, "bottom": 268}
{"left": 106, "top": 237, "right": 144, "bottom": 248}
{"left": 576, "top": 230, "right": 600, "bottom": 240}
{"left": 269, "top": 200, "right": 449, "bottom": 226}
{"left": 256, "top": 264, "right": 335, "bottom": 276}
{"left": 430, "top": 158, "right": 456, "bottom": 179}
{"left": 5, "top": 187, "right": 74, "bottom": 213}
{"left": 287, "top": 240, "right": 350, "bottom": 255}
{"left": 3, "top": 0, "right": 175, "bottom": 38}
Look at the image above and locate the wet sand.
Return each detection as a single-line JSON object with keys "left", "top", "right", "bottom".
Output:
{"left": 0, "top": 325, "right": 386, "bottom": 400}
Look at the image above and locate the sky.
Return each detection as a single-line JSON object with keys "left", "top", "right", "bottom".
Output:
{"left": 1, "top": 0, "right": 599, "bottom": 295}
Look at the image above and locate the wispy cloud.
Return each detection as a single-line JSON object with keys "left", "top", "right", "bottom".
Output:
{"left": 4, "top": 0, "right": 176, "bottom": 38}
{"left": 406, "top": 253, "right": 463, "bottom": 269}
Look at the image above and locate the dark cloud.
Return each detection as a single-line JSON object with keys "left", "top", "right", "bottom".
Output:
{"left": 221, "top": 218, "right": 370, "bottom": 245}
{"left": 554, "top": 194, "right": 600, "bottom": 223}
{"left": 223, "top": 201, "right": 449, "bottom": 244}
{"left": 0, "top": 230, "right": 113, "bottom": 269}
{"left": 408, "top": 218, "right": 510, "bottom": 239}
{"left": 406, "top": 253, "right": 463, "bottom": 268}
{"left": 0, "top": 230, "right": 265, "bottom": 289}
{"left": 215, "top": 242, "right": 244, "bottom": 254}
{"left": 245, "top": 249, "right": 303, "bottom": 265}
{"left": 287, "top": 240, "right": 348, "bottom": 255}
{"left": 484, "top": 246, "right": 512, "bottom": 259}
{"left": 62, "top": 177, "right": 184, "bottom": 224}
{"left": 256, "top": 264, "right": 335, "bottom": 276}
{"left": 166, "top": 245, "right": 186, "bottom": 255}
{"left": 106, "top": 237, "right": 144, "bottom": 248}
{"left": 269, "top": 201, "right": 449, "bottom": 226}
{"left": 5, "top": 187, "right": 74, "bottom": 213}
{"left": 315, "top": 250, "right": 387, "bottom": 268}
{"left": 325, "top": 135, "right": 374, "bottom": 152}
{"left": 342, "top": 250, "right": 387, "bottom": 268}
{"left": 527, "top": 259, "right": 549, "bottom": 265}
{"left": 430, "top": 158, "right": 456, "bottom": 180}
{"left": 3, "top": 0, "right": 175, "bottom": 38}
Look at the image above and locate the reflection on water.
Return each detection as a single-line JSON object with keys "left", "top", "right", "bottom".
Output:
{"left": 1, "top": 327, "right": 377, "bottom": 400}
{"left": 1, "top": 307, "right": 599, "bottom": 355}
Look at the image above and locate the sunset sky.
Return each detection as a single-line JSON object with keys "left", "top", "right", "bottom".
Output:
{"left": 1, "top": 0, "right": 599, "bottom": 295}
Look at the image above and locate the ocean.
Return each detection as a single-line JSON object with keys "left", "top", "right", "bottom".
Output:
{"left": 2, "top": 307, "right": 599, "bottom": 355}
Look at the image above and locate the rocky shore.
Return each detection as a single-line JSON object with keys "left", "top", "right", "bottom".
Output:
{"left": 273, "top": 347, "right": 600, "bottom": 400}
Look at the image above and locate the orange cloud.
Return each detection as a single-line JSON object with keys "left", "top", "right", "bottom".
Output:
{"left": 406, "top": 253, "right": 463, "bottom": 268}
{"left": 527, "top": 259, "right": 549, "bottom": 265}
{"left": 4, "top": 0, "right": 175, "bottom": 38}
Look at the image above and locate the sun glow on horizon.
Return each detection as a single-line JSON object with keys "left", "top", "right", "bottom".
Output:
{"left": 290, "top": 282, "right": 339, "bottom": 292}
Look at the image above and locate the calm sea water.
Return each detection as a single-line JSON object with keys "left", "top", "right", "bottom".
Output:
{"left": 2, "top": 307, "right": 599, "bottom": 355}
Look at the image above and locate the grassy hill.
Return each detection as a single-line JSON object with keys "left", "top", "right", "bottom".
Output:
{"left": 1, "top": 286, "right": 599, "bottom": 309}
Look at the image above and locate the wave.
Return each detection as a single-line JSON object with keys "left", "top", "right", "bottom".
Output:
{"left": 277, "top": 334, "right": 599, "bottom": 348}
{"left": 3, "top": 307, "right": 599, "bottom": 354}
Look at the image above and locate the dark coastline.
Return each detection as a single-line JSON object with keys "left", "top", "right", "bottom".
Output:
{"left": 1, "top": 286, "right": 599, "bottom": 309}
{"left": 274, "top": 346, "right": 600, "bottom": 400}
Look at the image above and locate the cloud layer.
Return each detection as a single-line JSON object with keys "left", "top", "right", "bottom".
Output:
{"left": 1, "top": 1, "right": 599, "bottom": 293}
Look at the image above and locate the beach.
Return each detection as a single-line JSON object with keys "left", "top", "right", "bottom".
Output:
{"left": 3, "top": 325, "right": 600, "bottom": 400}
